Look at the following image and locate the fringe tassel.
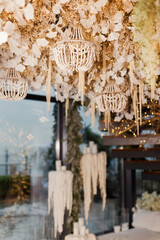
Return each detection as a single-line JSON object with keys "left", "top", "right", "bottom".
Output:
{"left": 103, "top": 42, "right": 106, "bottom": 74}
{"left": 104, "top": 112, "right": 110, "bottom": 133}
{"left": 129, "top": 60, "right": 135, "bottom": 94}
{"left": 137, "top": 100, "right": 139, "bottom": 136}
{"left": 65, "top": 98, "right": 69, "bottom": 123}
{"left": 79, "top": 71, "right": 85, "bottom": 105}
{"left": 46, "top": 58, "right": 52, "bottom": 113}
{"left": 151, "top": 77, "right": 155, "bottom": 99}
{"left": 139, "top": 82, "right": 144, "bottom": 126}
{"left": 133, "top": 87, "right": 140, "bottom": 135}
{"left": 133, "top": 86, "right": 137, "bottom": 119}
{"left": 91, "top": 101, "right": 95, "bottom": 128}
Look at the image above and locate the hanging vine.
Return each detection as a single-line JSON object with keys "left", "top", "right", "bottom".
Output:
{"left": 65, "top": 100, "right": 83, "bottom": 222}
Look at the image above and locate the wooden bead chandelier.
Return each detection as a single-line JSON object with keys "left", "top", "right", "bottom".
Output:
{"left": 53, "top": 27, "right": 96, "bottom": 72}
{"left": 94, "top": 82, "right": 127, "bottom": 113}
{"left": 0, "top": 68, "right": 28, "bottom": 101}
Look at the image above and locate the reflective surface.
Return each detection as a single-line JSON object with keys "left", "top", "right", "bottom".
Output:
{"left": 0, "top": 98, "right": 55, "bottom": 239}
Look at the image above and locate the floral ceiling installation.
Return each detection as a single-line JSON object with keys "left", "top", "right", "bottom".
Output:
{"left": 0, "top": 0, "right": 159, "bottom": 122}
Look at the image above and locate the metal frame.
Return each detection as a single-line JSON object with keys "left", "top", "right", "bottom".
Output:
{"left": 112, "top": 148, "right": 160, "bottom": 228}
{"left": 124, "top": 160, "right": 160, "bottom": 227}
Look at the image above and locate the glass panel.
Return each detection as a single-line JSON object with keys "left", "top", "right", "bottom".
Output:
{"left": 80, "top": 109, "right": 121, "bottom": 235}
{"left": 0, "top": 99, "right": 55, "bottom": 239}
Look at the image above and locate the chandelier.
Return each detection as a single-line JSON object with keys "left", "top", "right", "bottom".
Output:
{"left": 94, "top": 82, "right": 127, "bottom": 113}
{"left": 0, "top": 68, "right": 28, "bottom": 101}
{"left": 53, "top": 27, "right": 96, "bottom": 72}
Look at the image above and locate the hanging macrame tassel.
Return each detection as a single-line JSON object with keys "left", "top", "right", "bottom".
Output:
{"left": 137, "top": 100, "right": 139, "bottom": 136}
{"left": 151, "top": 77, "right": 155, "bottom": 99}
{"left": 133, "top": 87, "right": 137, "bottom": 119}
{"left": 133, "top": 87, "right": 139, "bottom": 135}
{"left": 129, "top": 60, "right": 135, "bottom": 94}
{"left": 79, "top": 71, "right": 85, "bottom": 105}
{"left": 104, "top": 112, "right": 108, "bottom": 129}
{"left": 97, "top": 51, "right": 100, "bottom": 62}
{"left": 108, "top": 112, "right": 110, "bottom": 132}
{"left": 65, "top": 98, "right": 69, "bottom": 123}
{"left": 103, "top": 42, "right": 106, "bottom": 74}
{"left": 104, "top": 112, "right": 110, "bottom": 132}
{"left": 46, "top": 58, "right": 52, "bottom": 113}
{"left": 139, "top": 82, "right": 144, "bottom": 126}
{"left": 91, "top": 101, "right": 95, "bottom": 128}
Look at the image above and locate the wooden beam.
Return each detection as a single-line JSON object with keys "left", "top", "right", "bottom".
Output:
{"left": 103, "top": 134, "right": 160, "bottom": 146}
{"left": 112, "top": 148, "right": 160, "bottom": 158}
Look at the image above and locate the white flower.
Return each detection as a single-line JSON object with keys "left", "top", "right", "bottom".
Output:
{"left": 80, "top": 15, "right": 96, "bottom": 29}
{"left": 24, "top": 56, "right": 37, "bottom": 67}
{"left": 15, "top": 63, "right": 25, "bottom": 72}
{"left": 14, "top": 0, "right": 25, "bottom": 8}
{"left": 113, "top": 11, "right": 124, "bottom": 23}
{"left": 32, "top": 43, "right": 41, "bottom": 58}
{"left": 3, "top": 21, "right": 15, "bottom": 36}
{"left": 52, "top": 3, "right": 61, "bottom": 14}
{"left": 46, "top": 31, "right": 57, "bottom": 39}
{"left": 115, "top": 76, "right": 124, "bottom": 85}
{"left": 108, "top": 32, "right": 119, "bottom": 41}
{"left": 94, "top": 0, "right": 108, "bottom": 12}
{"left": 92, "top": 24, "right": 100, "bottom": 35}
{"left": 36, "top": 38, "right": 49, "bottom": 47}
{"left": 90, "top": 6, "right": 98, "bottom": 14}
{"left": 0, "top": 31, "right": 8, "bottom": 45}
{"left": 100, "top": 34, "right": 107, "bottom": 42}
{"left": 60, "top": 0, "right": 70, "bottom": 3}
{"left": 101, "top": 26, "right": 108, "bottom": 34}
{"left": 23, "top": 4, "right": 34, "bottom": 21}
{"left": 114, "top": 23, "right": 123, "bottom": 32}
{"left": 125, "top": 112, "right": 133, "bottom": 120}
{"left": 4, "top": 1, "right": 15, "bottom": 12}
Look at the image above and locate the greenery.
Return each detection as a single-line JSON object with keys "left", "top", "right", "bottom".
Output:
{"left": 65, "top": 100, "right": 83, "bottom": 222}
{"left": 47, "top": 103, "right": 57, "bottom": 170}
{"left": 0, "top": 175, "right": 31, "bottom": 202}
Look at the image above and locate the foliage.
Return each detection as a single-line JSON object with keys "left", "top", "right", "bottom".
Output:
{"left": 65, "top": 100, "right": 83, "bottom": 222}
{"left": 82, "top": 125, "right": 110, "bottom": 153}
{"left": 47, "top": 103, "right": 57, "bottom": 171}
{"left": 0, "top": 175, "right": 31, "bottom": 203}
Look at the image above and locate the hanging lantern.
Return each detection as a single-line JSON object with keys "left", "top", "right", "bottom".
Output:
{"left": 94, "top": 82, "right": 127, "bottom": 113}
{"left": 0, "top": 68, "right": 28, "bottom": 101}
{"left": 53, "top": 27, "right": 96, "bottom": 73}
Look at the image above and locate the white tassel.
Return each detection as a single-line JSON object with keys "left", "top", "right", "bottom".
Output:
{"left": 81, "top": 151, "right": 107, "bottom": 223}
{"left": 79, "top": 71, "right": 85, "bottom": 105}
{"left": 65, "top": 98, "right": 69, "bottom": 123}
{"left": 103, "top": 42, "right": 106, "bottom": 74}
{"left": 139, "top": 82, "right": 144, "bottom": 126}
{"left": 151, "top": 77, "right": 155, "bottom": 99}
{"left": 129, "top": 60, "right": 135, "bottom": 94}
{"left": 48, "top": 170, "right": 73, "bottom": 237}
{"left": 104, "top": 112, "right": 110, "bottom": 132}
{"left": 46, "top": 58, "right": 52, "bottom": 113}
